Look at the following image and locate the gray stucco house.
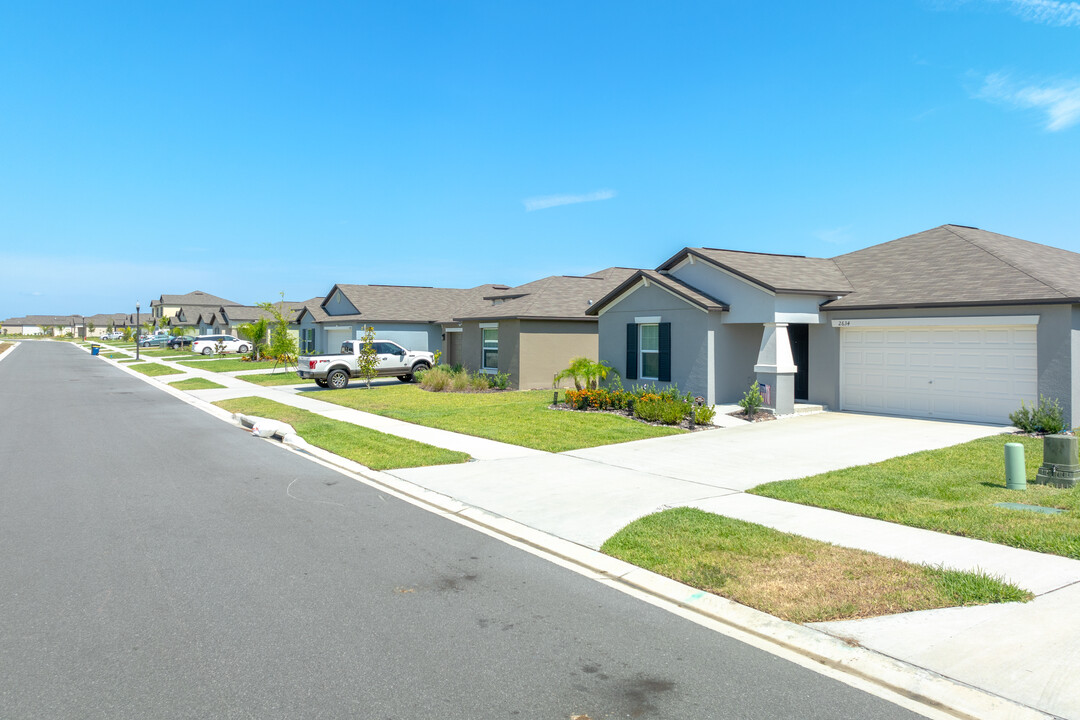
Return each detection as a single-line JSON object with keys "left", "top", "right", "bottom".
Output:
{"left": 588, "top": 225, "right": 1080, "bottom": 425}
{"left": 295, "top": 283, "right": 503, "bottom": 356}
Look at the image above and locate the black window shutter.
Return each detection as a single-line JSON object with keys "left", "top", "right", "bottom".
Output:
{"left": 625, "top": 323, "right": 638, "bottom": 380}
{"left": 658, "top": 322, "right": 671, "bottom": 382}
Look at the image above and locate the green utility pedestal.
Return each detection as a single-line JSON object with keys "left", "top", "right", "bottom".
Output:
{"left": 1034, "top": 434, "right": 1080, "bottom": 488}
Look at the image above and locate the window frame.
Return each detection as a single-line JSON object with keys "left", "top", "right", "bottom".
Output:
{"left": 481, "top": 326, "right": 499, "bottom": 371}
{"left": 639, "top": 323, "right": 660, "bottom": 380}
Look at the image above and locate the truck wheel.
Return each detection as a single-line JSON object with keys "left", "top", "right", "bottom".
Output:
{"left": 315, "top": 379, "right": 328, "bottom": 388}
{"left": 396, "top": 375, "right": 409, "bottom": 383}
{"left": 327, "top": 369, "right": 350, "bottom": 390}
{"left": 407, "top": 363, "right": 430, "bottom": 383}
{"left": 202, "top": 347, "right": 213, "bottom": 355}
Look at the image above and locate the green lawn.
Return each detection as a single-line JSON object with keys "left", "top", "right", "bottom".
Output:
{"left": 314, "top": 386, "right": 684, "bottom": 452}
{"left": 177, "top": 358, "right": 289, "bottom": 372}
{"left": 603, "top": 508, "right": 1031, "bottom": 623}
{"left": 126, "top": 362, "right": 184, "bottom": 376}
{"left": 751, "top": 435, "right": 1080, "bottom": 559}
{"left": 213, "top": 397, "right": 470, "bottom": 470}
{"left": 239, "top": 372, "right": 310, "bottom": 386}
{"left": 169, "top": 377, "right": 226, "bottom": 390}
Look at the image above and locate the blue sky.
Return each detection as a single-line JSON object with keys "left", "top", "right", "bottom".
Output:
{"left": 2, "top": 0, "right": 1078, "bottom": 316}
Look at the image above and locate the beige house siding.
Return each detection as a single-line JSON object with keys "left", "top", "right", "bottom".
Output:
{"left": 460, "top": 318, "right": 599, "bottom": 389}
{"left": 519, "top": 320, "right": 598, "bottom": 390}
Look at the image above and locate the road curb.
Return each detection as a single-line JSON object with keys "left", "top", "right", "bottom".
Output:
{"left": 0, "top": 341, "right": 20, "bottom": 364}
{"left": 94, "top": 352, "right": 1053, "bottom": 720}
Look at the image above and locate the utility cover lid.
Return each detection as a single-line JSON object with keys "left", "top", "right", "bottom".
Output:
{"left": 994, "top": 502, "right": 1065, "bottom": 515}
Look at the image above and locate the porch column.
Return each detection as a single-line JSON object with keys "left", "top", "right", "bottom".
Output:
{"left": 754, "top": 322, "right": 797, "bottom": 415}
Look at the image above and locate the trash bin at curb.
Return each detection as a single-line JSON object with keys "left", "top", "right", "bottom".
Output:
{"left": 91, "top": 344, "right": 100, "bottom": 356}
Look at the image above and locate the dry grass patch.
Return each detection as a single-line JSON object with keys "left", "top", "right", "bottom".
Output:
{"left": 603, "top": 507, "right": 1031, "bottom": 623}
{"left": 169, "top": 377, "right": 226, "bottom": 390}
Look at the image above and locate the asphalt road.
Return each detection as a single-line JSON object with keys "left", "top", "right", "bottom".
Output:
{"left": 0, "top": 342, "right": 923, "bottom": 719}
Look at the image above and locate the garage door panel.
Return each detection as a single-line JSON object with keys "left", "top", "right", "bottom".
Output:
{"left": 1015, "top": 355, "right": 1037, "bottom": 371}
{"left": 931, "top": 352, "right": 956, "bottom": 369}
{"left": 1015, "top": 329, "right": 1037, "bottom": 344}
{"left": 908, "top": 352, "right": 931, "bottom": 368}
{"left": 841, "top": 324, "right": 1036, "bottom": 424}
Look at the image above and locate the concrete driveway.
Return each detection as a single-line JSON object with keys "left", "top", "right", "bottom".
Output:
{"left": 564, "top": 411, "right": 1007, "bottom": 491}
{"left": 389, "top": 412, "right": 1007, "bottom": 549}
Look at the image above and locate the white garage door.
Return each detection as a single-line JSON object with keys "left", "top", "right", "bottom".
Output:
{"left": 325, "top": 328, "right": 352, "bottom": 353}
{"left": 840, "top": 324, "right": 1037, "bottom": 424}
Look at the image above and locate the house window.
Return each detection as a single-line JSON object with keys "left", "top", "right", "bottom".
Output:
{"left": 640, "top": 324, "right": 659, "bottom": 379}
{"left": 482, "top": 327, "right": 498, "bottom": 370}
{"left": 300, "top": 328, "right": 315, "bottom": 354}
{"left": 626, "top": 321, "right": 671, "bottom": 383}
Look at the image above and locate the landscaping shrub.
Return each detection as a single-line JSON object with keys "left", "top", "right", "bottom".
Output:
{"left": 554, "top": 356, "right": 617, "bottom": 390}
{"left": 418, "top": 364, "right": 510, "bottom": 393}
{"left": 738, "top": 381, "right": 764, "bottom": 417}
{"left": 1009, "top": 395, "right": 1067, "bottom": 434}
{"left": 692, "top": 403, "right": 716, "bottom": 425}
{"left": 564, "top": 382, "right": 707, "bottom": 427}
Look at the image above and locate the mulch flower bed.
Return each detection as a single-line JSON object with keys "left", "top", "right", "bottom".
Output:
{"left": 728, "top": 410, "right": 776, "bottom": 422}
{"left": 551, "top": 403, "right": 717, "bottom": 431}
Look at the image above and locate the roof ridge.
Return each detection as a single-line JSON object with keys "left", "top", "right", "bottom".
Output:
{"left": 944, "top": 225, "right": 1067, "bottom": 298}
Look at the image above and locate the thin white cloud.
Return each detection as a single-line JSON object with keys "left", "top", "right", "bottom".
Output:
{"left": 978, "top": 73, "right": 1080, "bottom": 130}
{"left": 1004, "top": 0, "right": 1080, "bottom": 26}
{"left": 814, "top": 225, "right": 855, "bottom": 245}
{"left": 523, "top": 189, "right": 616, "bottom": 212}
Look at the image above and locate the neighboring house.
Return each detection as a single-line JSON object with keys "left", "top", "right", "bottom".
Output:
{"left": 587, "top": 225, "right": 1080, "bottom": 425}
{"left": 151, "top": 291, "right": 240, "bottom": 325}
{"left": 195, "top": 310, "right": 228, "bottom": 335}
{"left": 450, "top": 268, "right": 638, "bottom": 390}
{"left": 82, "top": 313, "right": 128, "bottom": 337}
{"left": 1, "top": 315, "right": 85, "bottom": 336}
{"left": 219, "top": 300, "right": 310, "bottom": 345}
{"left": 295, "top": 285, "right": 502, "bottom": 356}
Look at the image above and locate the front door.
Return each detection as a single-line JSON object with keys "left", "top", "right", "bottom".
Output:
{"left": 789, "top": 324, "right": 809, "bottom": 401}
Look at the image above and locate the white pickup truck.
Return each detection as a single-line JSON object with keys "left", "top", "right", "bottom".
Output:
{"left": 298, "top": 340, "right": 434, "bottom": 389}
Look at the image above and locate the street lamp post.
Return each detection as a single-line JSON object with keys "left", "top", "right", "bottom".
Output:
{"left": 135, "top": 302, "right": 140, "bottom": 361}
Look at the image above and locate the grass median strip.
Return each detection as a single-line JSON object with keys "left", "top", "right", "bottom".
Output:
{"left": 139, "top": 348, "right": 196, "bottom": 357}
{"left": 750, "top": 435, "right": 1080, "bottom": 559}
{"left": 602, "top": 507, "right": 1031, "bottom": 623}
{"left": 169, "top": 377, "right": 226, "bottom": 390}
{"left": 315, "top": 386, "right": 683, "bottom": 452}
{"left": 238, "top": 372, "right": 309, "bottom": 386}
{"left": 127, "top": 362, "right": 184, "bottom": 376}
{"left": 213, "top": 396, "right": 470, "bottom": 470}
{"left": 178, "top": 358, "right": 290, "bottom": 372}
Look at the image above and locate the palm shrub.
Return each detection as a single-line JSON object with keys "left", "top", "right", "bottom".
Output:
{"left": 554, "top": 357, "right": 617, "bottom": 390}
{"left": 238, "top": 317, "right": 270, "bottom": 361}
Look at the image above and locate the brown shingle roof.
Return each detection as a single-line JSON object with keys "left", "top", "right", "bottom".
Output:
{"left": 660, "top": 248, "right": 853, "bottom": 295}
{"left": 455, "top": 268, "right": 639, "bottom": 321}
{"left": 324, "top": 284, "right": 504, "bottom": 324}
{"left": 824, "top": 225, "right": 1080, "bottom": 309}
{"left": 153, "top": 291, "right": 239, "bottom": 307}
{"left": 586, "top": 270, "right": 729, "bottom": 315}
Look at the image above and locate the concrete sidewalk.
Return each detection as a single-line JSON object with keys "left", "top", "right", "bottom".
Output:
{"left": 94, "top": 343, "right": 1079, "bottom": 718}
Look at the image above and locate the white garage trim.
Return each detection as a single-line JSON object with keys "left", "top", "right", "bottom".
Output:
{"left": 832, "top": 315, "right": 1039, "bottom": 328}
{"left": 840, "top": 323, "right": 1037, "bottom": 424}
